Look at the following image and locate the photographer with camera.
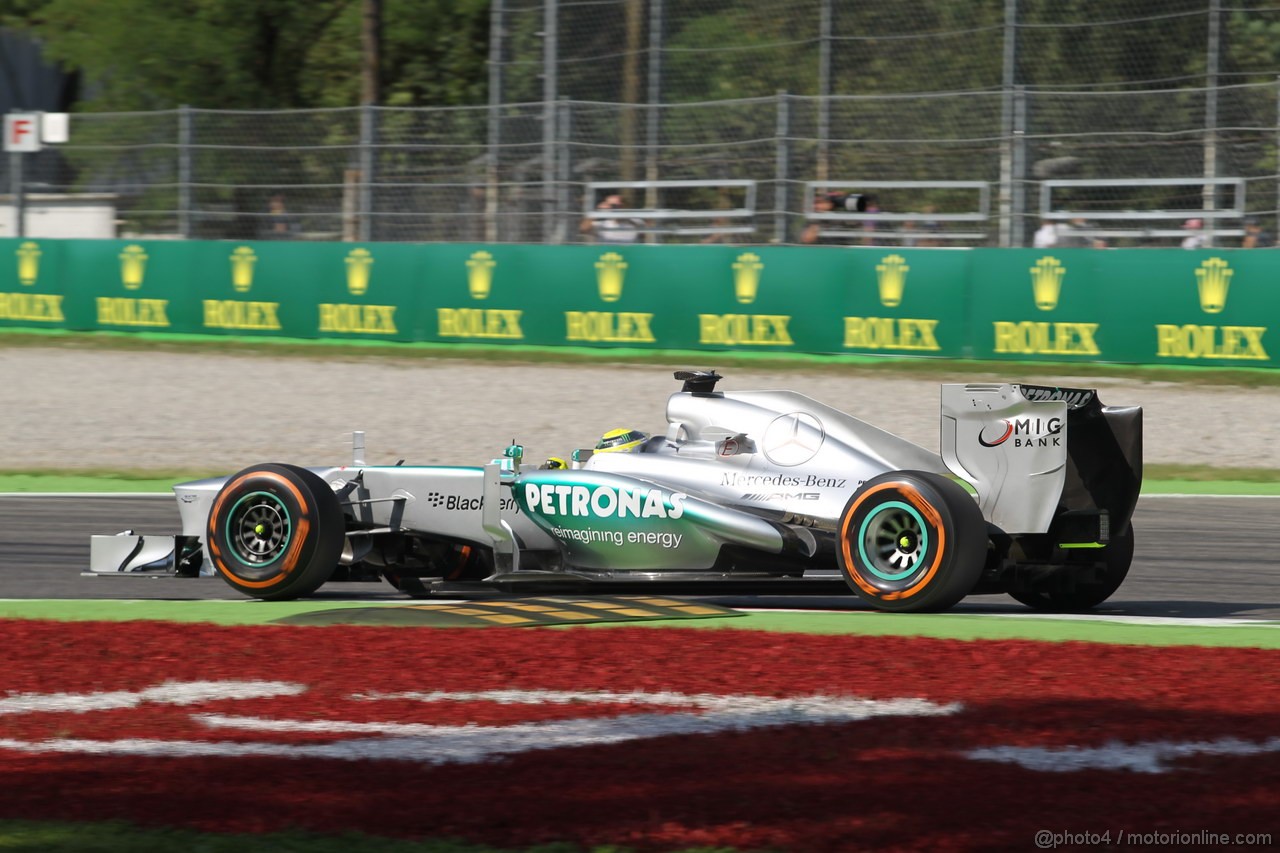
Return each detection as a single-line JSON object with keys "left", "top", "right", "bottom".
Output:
{"left": 800, "top": 190, "right": 871, "bottom": 245}
{"left": 581, "top": 190, "right": 644, "bottom": 244}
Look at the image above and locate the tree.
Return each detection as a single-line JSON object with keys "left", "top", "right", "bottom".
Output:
{"left": 1, "top": 0, "right": 489, "bottom": 110}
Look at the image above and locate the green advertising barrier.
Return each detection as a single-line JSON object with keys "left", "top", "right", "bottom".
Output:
{"left": 0, "top": 236, "right": 1274, "bottom": 368}
{"left": 967, "top": 248, "right": 1114, "bottom": 362}
{"left": 967, "top": 247, "right": 1275, "bottom": 365}
{"left": 2, "top": 240, "right": 67, "bottom": 328}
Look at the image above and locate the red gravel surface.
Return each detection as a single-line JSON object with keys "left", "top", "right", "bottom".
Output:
{"left": 0, "top": 619, "right": 1277, "bottom": 851}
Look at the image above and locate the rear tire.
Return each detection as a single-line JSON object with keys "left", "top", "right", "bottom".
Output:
{"left": 1008, "top": 525, "right": 1134, "bottom": 611}
{"left": 836, "top": 471, "right": 987, "bottom": 613}
{"left": 207, "top": 463, "right": 343, "bottom": 601}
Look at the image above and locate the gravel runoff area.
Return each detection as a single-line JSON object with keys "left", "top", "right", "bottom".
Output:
{"left": 4, "top": 344, "right": 1276, "bottom": 473}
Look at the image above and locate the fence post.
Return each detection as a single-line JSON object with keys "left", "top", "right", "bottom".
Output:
{"left": 178, "top": 104, "right": 192, "bottom": 239}
{"left": 817, "top": 0, "right": 832, "bottom": 184}
{"left": 486, "top": 0, "right": 504, "bottom": 243}
{"left": 359, "top": 104, "right": 375, "bottom": 242}
{"left": 775, "top": 91, "right": 790, "bottom": 243}
{"left": 644, "top": 0, "right": 664, "bottom": 213}
{"left": 555, "top": 96, "right": 572, "bottom": 244}
{"left": 998, "top": 0, "right": 1018, "bottom": 247}
{"left": 542, "top": 0, "right": 558, "bottom": 243}
{"left": 1012, "top": 85, "right": 1027, "bottom": 248}
{"left": 1203, "top": 0, "right": 1221, "bottom": 246}
{"left": 10, "top": 149, "right": 23, "bottom": 239}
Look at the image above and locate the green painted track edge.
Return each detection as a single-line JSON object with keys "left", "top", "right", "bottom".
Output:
{"left": 0, "top": 600, "right": 1277, "bottom": 648}
{"left": 612, "top": 611, "right": 1280, "bottom": 649}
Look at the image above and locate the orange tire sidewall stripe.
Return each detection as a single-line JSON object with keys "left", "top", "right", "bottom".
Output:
{"left": 208, "top": 471, "right": 313, "bottom": 589}
{"left": 839, "top": 481, "right": 946, "bottom": 601}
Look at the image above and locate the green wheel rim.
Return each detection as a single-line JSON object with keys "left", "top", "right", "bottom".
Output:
{"left": 226, "top": 490, "right": 293, "bottom": 567}
{"left": 857, "top": 500, "right": 929, "bottom": 582}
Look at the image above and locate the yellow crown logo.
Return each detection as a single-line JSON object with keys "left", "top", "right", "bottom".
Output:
{"left": 1195, "top": 257, "right": 1232, "bottom": 314}
{"left": 732, "top": 252, "right": 763, "bottom": 305}
{"left": 595, "top": 251, "right": 627, "bottom": 302}
{"left": 229, "top": 246, "right": 257, "bottom": 293}
{"left": 345, "top": 248, "right": 374, "bottom": 296}
{"left": 119, "top": 245, "right": 149, "bottom": 291}
{"left": 16, "top": 241, "right": 40, "bottom": 287}
{"left": 875, "top": 254, "right": 909, "bottom": 307}
{"left": 466, "top": 250, "right": 496, "bottom": 300}
{"left": 1030, "top": 256, "right": 1066, "bottom": 311}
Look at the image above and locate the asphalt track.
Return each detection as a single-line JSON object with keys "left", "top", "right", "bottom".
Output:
{"left": 1, "top": 494, "right": 1277, "bottom": 620}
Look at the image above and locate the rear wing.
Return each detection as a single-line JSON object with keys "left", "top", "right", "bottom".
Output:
{"left": 940, "top": 384, "right": 1142, "bottom": 535}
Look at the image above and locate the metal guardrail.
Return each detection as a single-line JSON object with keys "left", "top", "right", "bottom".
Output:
{"left": 582, "top": 179, "right": 758, "bottom": 236}
{"left": 803, "top": 180, "right": 990, "bottom": 243}
{"left": 1039, "top": 177, "right": 1248, "bottom": 239}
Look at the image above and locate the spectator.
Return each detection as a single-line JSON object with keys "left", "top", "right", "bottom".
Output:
{"left": 1242, "top": 217, "right": 1274, "bottom": 248}
{"left": 861, "top": 193, "right": 881, "bottom": 246}
{"left": 263, "top": 194, "right": 300, "bottom": 240}
{"left": 917, "top": 205, "right": 943, "bottom": 247}
{"left": 900, "top": 218, "right": 919, "bottom": 247}
{"left": 800, "top": 192, "right": 837, "bottom": 245}
{"left": 700, "top": 217, "right": 742, "bottom": 244}
{"left": 1056, "top": 217, "right": 1091, "bottom": 248}
{"left": 581, "top": 191, "right": 643, "bottom": 244}
{"left": 1181, "top": 218, "right": 1206, "bottom": 250}
{"left": 1033, "top": 217, "right": 1058, "bottom": 248}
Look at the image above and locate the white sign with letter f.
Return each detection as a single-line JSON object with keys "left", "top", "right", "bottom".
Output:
{"left": 4, "top": 113, "right": 41, "bottom": 152}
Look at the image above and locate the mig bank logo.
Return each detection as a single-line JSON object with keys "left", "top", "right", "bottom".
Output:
{"left": 732, "top": 252, "right": 763, "bottom": 304}
{"left": 16, "top": 241, "right": 40, "bottom": 286}
{"left": 229, "top": 247, "right": 257, "bottom": 293}
{"left": 345, "top": 248, "right": 374, "bottom": 295}
{"left": 119, "top": 245, "right": 149, "bottom": 290}
{"left": 875, "top": 254, "right": 909, "bottom": 307}
{"left": 467, "top": 250, "right": 496, "bottom": 299}
{"left": 1031, "top": 256, "right": 1065, "bottom": 310}
{"left": 1195, "top": 257, "right": 1232, "bottom": 314}
{"left": 978, "top": 416, "right": 1063, "bottom": 448}
{"left": 595, "top": 252, "right": 627, "bottom": 302}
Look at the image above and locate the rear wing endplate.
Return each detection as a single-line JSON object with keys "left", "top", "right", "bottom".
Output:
{"left": 941, "top": 384, "right": 1069, "bottom": 534}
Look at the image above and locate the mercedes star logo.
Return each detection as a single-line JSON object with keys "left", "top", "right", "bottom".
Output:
{"left": 762, "top": 412, "right": 825, "bottom": 467}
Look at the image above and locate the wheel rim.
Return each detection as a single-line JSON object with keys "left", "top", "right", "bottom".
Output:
{"left": 226, "top": 491, "right": 293, "bottom": 567}
{"left": 857, "top": 500, "right": 929, "bottom": 582}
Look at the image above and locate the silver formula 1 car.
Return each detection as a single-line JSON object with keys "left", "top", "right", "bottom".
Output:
{"left": 89, "top": 370, "right": 1143, "bottom": 613}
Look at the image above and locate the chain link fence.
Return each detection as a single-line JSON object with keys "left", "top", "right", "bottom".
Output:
{"left": 6, "top": 0, "right": 1280, "bottom": 247}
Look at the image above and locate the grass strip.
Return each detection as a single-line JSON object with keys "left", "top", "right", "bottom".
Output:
{"left": 1, "top": 600, "right": 1276, "bottom": 647}
{"left": 1141, "top": 480, "right": 1280, "bottom": 495}
{"left": 1, "top": 464, "right": 1278, "bottom": 495}
{"left": 0, "top": 472, "right": 216, "bottom": 493}
{"left": 611, "top": 611, "right": 1280, "bottom": 649}
{"left": 0, "top": 819, "right": 720, "bottom": 853}
{"left": 0, "top": 599, "right": 407, "bottom": 625}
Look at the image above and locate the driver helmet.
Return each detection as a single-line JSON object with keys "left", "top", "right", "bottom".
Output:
{"left": 595, "top": 427, "right": 648, "bottom": 453}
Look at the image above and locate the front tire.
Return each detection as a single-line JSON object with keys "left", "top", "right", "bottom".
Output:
{"left": 207, "top": 463, "right": 344, "bottom": 601}
{"left": 836, "top": 471, "right": 987, "bottom": 612}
